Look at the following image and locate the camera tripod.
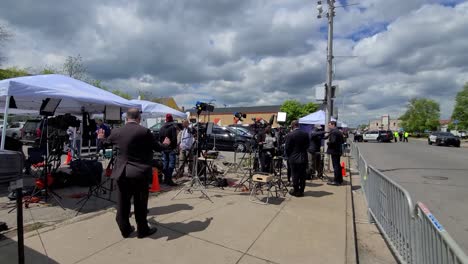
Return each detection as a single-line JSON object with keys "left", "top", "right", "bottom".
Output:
{"left": 75, "top": 152, "right": 116, "bottom": 216}
{"left": 172, "top": 115, "right": 212, "bottom": 202}
{"left": 270, "top": 156, "right": 289, "bottom": 197}
{"left": 234, "top": 144, "right": 260, "bottom": 192}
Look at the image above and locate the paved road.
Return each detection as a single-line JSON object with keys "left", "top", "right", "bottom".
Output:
{"left": 356, "top": 139, "right": 468, "bottom": 252}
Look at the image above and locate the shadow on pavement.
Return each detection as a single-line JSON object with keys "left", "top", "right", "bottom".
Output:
{"left": 0, "top": 234, "right": 60, "bottom": 264}
{"left": 148, "top": 217, "right": 213, "bottom": 241}
{"left": 306, "top": 182, "right": 323, "bottom": 187}
{"left": 148, "top": 203, "right": 194, "bottom": 216}
{"left": 303, "top": 191, "right": 333, "bottom": 198}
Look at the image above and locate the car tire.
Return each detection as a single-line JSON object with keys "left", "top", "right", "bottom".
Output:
{"left": 428, "top": 140, "right": 432, "bottom": 145}
{"left": 234, "top": 143, "right": 246, "bottom": 153}
{"left": 455, "top": 143, "right": 461, "bottom": 148}
{"left": 377, "top": 137, "right": 382, "bottom": 143}
{"left": 12, "top": 133, "right": 18, "bottom": 140}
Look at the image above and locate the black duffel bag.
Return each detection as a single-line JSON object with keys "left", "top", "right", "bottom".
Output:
{"left": 70, "top": 160, "right": 103, "bottom": 187}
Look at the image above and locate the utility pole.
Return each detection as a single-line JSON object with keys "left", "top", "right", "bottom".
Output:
{"left": 325, "top": 0, "right": 335, "bottom": 136}
{"left": 317, "top": 0, "right": 335, "bottom": 153}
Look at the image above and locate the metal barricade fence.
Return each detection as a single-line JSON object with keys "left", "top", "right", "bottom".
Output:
{"left": 414, "top": 202, "right": 467, "bottom": 264}
{"left": 367, "top": 165, "right": 414, "bottom": 263}
{"left": 349, "top": 141, "right": 468, "bottom": 264}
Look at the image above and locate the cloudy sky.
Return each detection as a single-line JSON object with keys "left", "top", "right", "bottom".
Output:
{"left": 1, "top": 0, "right": 467, "bottom": 125}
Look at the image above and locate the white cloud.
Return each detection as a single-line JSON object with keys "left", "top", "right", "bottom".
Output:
{"left": 0, "top": 0, "right": 467, "bottom": 126}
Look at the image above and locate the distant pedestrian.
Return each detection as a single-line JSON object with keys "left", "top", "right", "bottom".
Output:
{"left": 404, "top": 132, "right": 409, "bottom": 142}
{"left": 399, "top": 131, "right": 403, "bottom": 142}
{"left": 393, "top": 131, "right": 398, "bottom": 143}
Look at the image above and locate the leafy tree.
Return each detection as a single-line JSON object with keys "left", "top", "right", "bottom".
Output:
{"left": 450, "top": 82, "right": 468, "bottom": 130}
{"left": 280, "top": 100, "right": 319, "bottom": 125}
{"left": 112, "top": 90, "right": 132, "bottom": 100}
{"left": 40, "top": 66, "right": 57, "bottom": 74}
{"left": 303, "top": 102, "right": 319, "bottom": 116}
{"left": 358, "top": 124, "right": 367, "bottom": 130}
{"left": 62, "top": 54, "right": 87, "bottom": 80}
{"left": 400, "top": 98, "right": 440, "bottom": 132}
{"left": 0, "top": 67, "right": 29, "bottom": 80}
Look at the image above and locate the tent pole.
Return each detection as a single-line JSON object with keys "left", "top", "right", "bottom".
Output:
{"left": 1, "top": 96, "right": 11, "bottom": 150}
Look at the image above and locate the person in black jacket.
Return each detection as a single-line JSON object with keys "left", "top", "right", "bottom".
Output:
{"left": 159, "top": 114, "right": 178, "bottom": 186}
{"left": 285, "top": 120, "right": 310, "bottom": 197}
{"left": 325, "top": 121, "right": 344, "bottom": 186}
{"left": 308, "top": 126, "right": 325, "bottom": 178}
{"left": 105, "top": 108, "right": 170, "bottom": 239}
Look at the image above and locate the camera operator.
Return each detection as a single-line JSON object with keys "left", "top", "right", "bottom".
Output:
{"left": 159, "top": 114, "right": 178, "bottom": 186}
{"left": 257, "top": 125, "right": 276, "bottom": 173}
{"left": 178, "top": 119, "right": 194, "bottom": 176}
{"left": 308, "top": 126, "right": 326, "bottom": 179}
{"left": 95, "top": 119, "right": 110, "bottom": 156}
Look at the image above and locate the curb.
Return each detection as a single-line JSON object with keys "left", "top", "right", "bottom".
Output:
{"left": 345, "top": 156, "right": 358, "bottom": 264}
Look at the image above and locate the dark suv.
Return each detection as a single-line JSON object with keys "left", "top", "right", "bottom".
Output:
{"left": 21, "top": 119, "right": 44, "bottom": 145}
{"left": 206, "top": 126, "right": 252, "bottom": 152}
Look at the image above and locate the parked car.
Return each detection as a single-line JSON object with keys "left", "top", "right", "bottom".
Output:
{"left": 362, "top": 130, "right": 394, "bottom": 142}
{"left": 21, "top": 119, "right": 44, "bottom": 145}
{"left": 428, "top": 132, "right": 461, "bottom": 147}
{"left": 227, "top": 125, "right": 253, "bottom": 137}
{"left": 353, "top": 131, "right": 363, "bottom": 142}
{"left": 149, "top": 122, "right": 183, "bottom": 142}
{"left": 206, "top": 126, "right": 252, "bottom": 152}
{"left": 6, "top": 122, "right": 25, "bottom": 139}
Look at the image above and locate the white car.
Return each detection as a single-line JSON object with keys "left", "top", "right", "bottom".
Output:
{"left": 6, "top": 122, "right": 25, "bottom": 139}
{"left": 362, "top": 131, "right": 379, "bottom": 142}
{"left": 362, "top": 130, "right": 394, "bottom": 142}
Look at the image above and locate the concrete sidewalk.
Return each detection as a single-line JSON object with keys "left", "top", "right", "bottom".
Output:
{"left": 0, "top": 175, "right": 356, "bottom": 264}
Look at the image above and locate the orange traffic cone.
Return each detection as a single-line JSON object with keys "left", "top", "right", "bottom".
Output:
{"left": 63, "top": 150, "right": 72, "bottom": 165}
{"left": 341, "top": 161, "right": 347, "bottom": 177}
{"left": 149, "top": 168, "right": 161, "bottom": 192}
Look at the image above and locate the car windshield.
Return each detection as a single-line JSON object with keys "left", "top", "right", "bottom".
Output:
{"left": 439, "top": 132, "right": 454, "bottom": 136}
{"left": 149, "top": 123, "right": 163, "bottom": 131}
{"left": 228, "top": 127, "right": 249, "bottom": 136}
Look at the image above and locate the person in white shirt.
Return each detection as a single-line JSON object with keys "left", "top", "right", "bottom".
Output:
{"left": 178, "top": 119, "right": 194, "bottom": 176}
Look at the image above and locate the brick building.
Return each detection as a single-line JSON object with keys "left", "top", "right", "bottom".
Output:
{"left": 368, "top": 115, "right": 402, "bottom": 131}
{"left": 188, "top": 105, "right": 281, "bottom": 127}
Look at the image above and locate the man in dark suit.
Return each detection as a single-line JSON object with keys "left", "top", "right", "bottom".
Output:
{"left": 285, "top": 120, "right": 310, "bottom": 197}
{"left": 106, "top": 108, "right": 170, "bottom": 239}
{"left": 326, "top": 121, "right": 344, "bottom": 186}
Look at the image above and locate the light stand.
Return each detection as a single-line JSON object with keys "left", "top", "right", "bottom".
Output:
{"left": 172, "top": 112, "right": 212, "bottom": 202}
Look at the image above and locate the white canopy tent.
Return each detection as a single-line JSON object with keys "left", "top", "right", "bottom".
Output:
{"left": 130, "top": 99, "right": 186, "bottom": 118}
{"left": 0, "top": 74, "right": 141, "bottom": 149}
{"left": 299, "top": 110, "right": 347, "bottom": 127}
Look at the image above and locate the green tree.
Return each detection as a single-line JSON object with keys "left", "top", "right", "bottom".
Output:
{"left": 0, "top": 67, "right": 29, "bottom": 80}
{"left": 280, "top": 100, "right": 319, "bottom": 125}
{"left": 62, "top": 54, "right": 87, "bottom": 80}
{"left": 450, "top": 82, "right": 468, "bottom": 130}
{"left": 302, "top": 102, "right": 319, "bottom": 116}
{"left": 40, "top": 66, "right": 57, "bottom": 74}
{"left": 112, "top": 90, "right": 132, "bottom": 100}
{"left": 400, "top": 98, "right": 440, "bottom": 132}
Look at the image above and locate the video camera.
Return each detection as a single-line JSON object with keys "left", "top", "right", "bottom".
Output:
{"left": 48, "top": 114, "right": 80, "bottom": 130}
{"left": 234, "top": 112, "right": 247, "bottom": 121}
{"left": 195, "top": 101, "right": 214, "bottom": 115}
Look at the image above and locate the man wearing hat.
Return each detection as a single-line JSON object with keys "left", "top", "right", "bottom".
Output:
{"left": 159, "top": 114, "right": 179, "bottom": 186}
